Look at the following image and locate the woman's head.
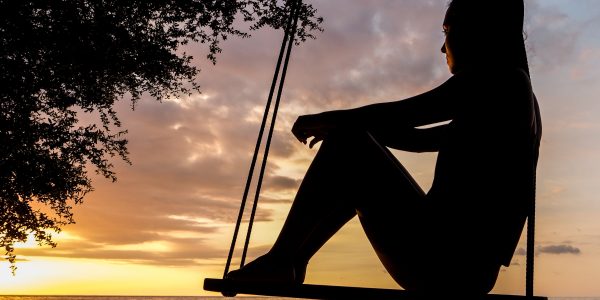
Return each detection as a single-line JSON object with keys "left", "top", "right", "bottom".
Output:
{"left": 441, "top": 0, "right": 529, "bottom": 75}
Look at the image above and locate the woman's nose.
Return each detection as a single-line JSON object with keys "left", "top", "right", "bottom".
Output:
{"left": 441, "top": 42, "right": 446, "bottom": 54}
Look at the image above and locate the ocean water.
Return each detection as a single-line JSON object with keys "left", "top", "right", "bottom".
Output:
{"left": 0, "top": 298, "right": 289, "bottom": 300}
{"left": 1, "top": 296, "right": 599, "bottom": 300}
{"left": 0, "top": 297, "right": 291, "bottom": 300}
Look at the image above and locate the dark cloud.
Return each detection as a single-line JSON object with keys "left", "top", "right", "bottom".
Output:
{"left": 515, "top": 244, "right": 582, "bottom": 256}
{"left": 538, "top": 244, "right": 582, "bottom": 255}
{"left": 16, "top": 235, "right": 226, "bottom": 266}
{"left": 265, "top": 175, "right": 301, "bottom": 190}
{"left": 258, "top": 197, "right": 293, "bottom": 204}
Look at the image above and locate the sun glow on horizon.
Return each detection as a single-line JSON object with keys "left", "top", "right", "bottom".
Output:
{"left": 13, "top": 231, "right": 84, "bottom": 250}
{"left": 0, "top": 257, "right": 223, "bottom": 296}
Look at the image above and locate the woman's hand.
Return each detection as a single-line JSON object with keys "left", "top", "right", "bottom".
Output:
{"left": 292, "top": 113, "right": 338, "bottom": 148}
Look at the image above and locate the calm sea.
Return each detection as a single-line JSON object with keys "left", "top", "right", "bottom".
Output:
{"left": 0, "top": 298, "right": 292, "bottom": 300}
{"left": 0, "top": 297, "right": 291, "bottom": 300}
{"left": 1, "top": 296, "right": 599, "bottom": 300}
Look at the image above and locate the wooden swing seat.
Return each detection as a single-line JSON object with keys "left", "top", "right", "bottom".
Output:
{"left": 203, "top": 278, "right": 548, "bottom": 300}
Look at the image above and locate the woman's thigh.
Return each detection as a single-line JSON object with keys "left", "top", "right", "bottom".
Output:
{"left": 319, "top": 129, "right": 426, "bottom": 203}
{"left": 321, "top": 130, "right": 433, "bottom": 284}
{"left": 324, "top": 130, "right": 501, "bottom": 293}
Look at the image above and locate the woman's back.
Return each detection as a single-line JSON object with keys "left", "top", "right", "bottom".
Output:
{"left": 428, "top": 67, "right": 541, "bottom": 267}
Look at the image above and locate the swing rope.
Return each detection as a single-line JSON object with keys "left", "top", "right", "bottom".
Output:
{"left": 222, "top": 0, "right": 301, "bottom": 278}
{"left": 526, "top": 97, "right": 542, "bottom": 297}
{"left": 241, "top": 2, "right": 301, "bottom": 268}
{"left": 526, "top": 174, "right": 536, "bottom": 297}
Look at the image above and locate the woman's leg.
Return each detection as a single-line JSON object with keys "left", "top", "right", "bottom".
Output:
{"left": 288, "top": 131, "right": 429, "bottom": 277}
{"left": 227, "top": 129, "right": 428, "bottom": 285}
{"left": 325, "top": 130, "right": 430, "bottom": 290}
{"left": 227, "top": 129, "right": 503, "bottom": 294}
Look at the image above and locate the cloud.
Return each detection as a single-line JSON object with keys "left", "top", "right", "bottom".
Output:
{"left": 515, "top": 247, "right": 527, "bottom": 256}
{"left": 265, "top": 175, "right": 301, "bottom": 190}
{"left": 525, "top": 0, "right": 588, "bottom": 73}
{"left": 16, "top": 237, "right": 226, "bottom": 266}
{"left": 515, "top": 244, "right": 582, "bottom": 256}
{"left": 287, "top": 0, "right": 450, "bottom": 109}
{"left": 538, "top": 244, "right": 582, "bottom": 255}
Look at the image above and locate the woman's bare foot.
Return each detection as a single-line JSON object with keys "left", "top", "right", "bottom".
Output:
{"left": 226, "top": 253, "right": 300, "bottom": 284}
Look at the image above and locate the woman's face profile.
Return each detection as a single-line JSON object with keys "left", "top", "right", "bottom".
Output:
{"left": 441, "top": 24, "right": 457, "bottom": 74}
{"left": 441, "top": 5, "right": 461, "bottom": 74}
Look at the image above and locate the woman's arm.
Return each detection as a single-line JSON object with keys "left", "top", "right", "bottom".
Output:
{"left": 372, "top": 124, "right": 451, "bottom": 152}
{"left": 293, "top": 72, "right": 468, "bottom": 149}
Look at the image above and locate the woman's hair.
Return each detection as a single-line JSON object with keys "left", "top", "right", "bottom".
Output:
{"left": 445, "top": 0, "right": 530, "bottom": 76}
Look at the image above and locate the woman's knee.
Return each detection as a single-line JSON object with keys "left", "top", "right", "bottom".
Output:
{"left": 324, "top": 128, "right": 372, "bottom": 145}
{"left": 321, "top": 128, "right": 382, "bottom": 157}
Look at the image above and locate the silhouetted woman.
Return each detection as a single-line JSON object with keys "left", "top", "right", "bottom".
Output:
{"left": 228, "top": 0, "right": 541, "bottom": 294}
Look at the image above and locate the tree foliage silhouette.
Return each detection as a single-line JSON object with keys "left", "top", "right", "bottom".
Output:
{"left": 0, "top": 0, "right": 321, "bottom": 272}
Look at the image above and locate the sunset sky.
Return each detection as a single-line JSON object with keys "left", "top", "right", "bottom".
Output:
{"left": 2, "top": 0, "right": 600, "bottom": 297}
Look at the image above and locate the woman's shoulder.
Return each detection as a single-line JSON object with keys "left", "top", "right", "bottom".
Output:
{"left": 455, "top": 66, "right": 532, "bottom": 97}
{"left": 496, "top": 67, "right": 532, "bottom": 86}
{"left": 450, "top": 67, "right": 535, "bottom": 119}
{"left": 454, "top": 66, "right": 530, "bottom": 83}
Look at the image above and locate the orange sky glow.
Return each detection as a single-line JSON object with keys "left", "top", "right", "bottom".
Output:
{"left": 2, "top": 0, "right": 600, "bottom": 297}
